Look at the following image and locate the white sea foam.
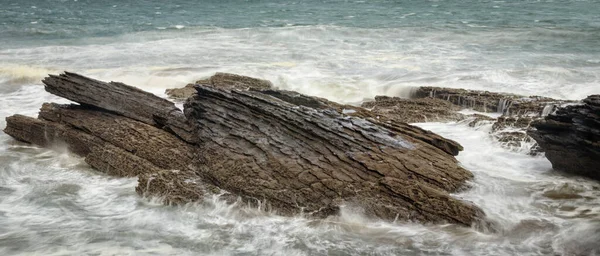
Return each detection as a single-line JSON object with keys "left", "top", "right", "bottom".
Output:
{"left": 1, "top": 24, "right": 599, "bottom": 255}
{"left": 1, "top": 25, "right": 597, "bottom": 103}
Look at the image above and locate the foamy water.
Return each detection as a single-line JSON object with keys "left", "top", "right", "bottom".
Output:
{"left": 2, "top": 1, "right": 600, "bottom": 255}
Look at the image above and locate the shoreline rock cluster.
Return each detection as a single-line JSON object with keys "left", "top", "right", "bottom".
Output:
{"left": 3, "top": 72, "right": 485, "bottom": 226}
{"left": 4, "top": 71, "right": 598, "bottom": 228}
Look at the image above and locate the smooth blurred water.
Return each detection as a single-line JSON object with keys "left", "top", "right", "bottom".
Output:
{"left": 1, "top": 0, "right": 600, "bottom": 255}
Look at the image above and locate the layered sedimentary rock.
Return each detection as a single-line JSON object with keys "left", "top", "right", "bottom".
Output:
{"left": 166, "top": 78, "right": 464, "bottom": 156}
{"left": 166, "top": 72, "right": 273, "bottom": 100}
{"left": 529, "top": 95, "right": 600, "bottom": 180}
{"left": 181, "top": 85, "right": 480, "bottom": 223}
{"left": 361, "top": 96, "right": 464, "bottom": 123}
{"left": 3, "top": 72, "right": 485, "bottom": 226}
{"left": 412, "top": 86, "right": 571, "bottom": 153}
{"left": 414, "top": 86, "right": 566, "bottom": 116}
{"left": 43, "top": 72, "right": 197, "bottom": 143}
{"left": 5, "top": 103, "right": 194, "bottom": 177}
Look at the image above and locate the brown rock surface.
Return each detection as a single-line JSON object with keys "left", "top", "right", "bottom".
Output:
{"left": 361, "top": 96, "right": 465, "bottom": 123}
{"left": 3, "top": 72, "right": 485, "bottom": 226}
{"left": 183, "top": 85, "right": 481, "bottom": 224}
{"left": 166, "top": 72, "right": 273, "bottom": 100}
{"left": 4, "top": 103, "right": 193, "bottom": 177}
{"left": 414, "top": 86, "right": 569, "bottom": 115}
{"left": 258, "top": 90, "right": 464, "bottom": 156}
{"left": 43, "top": 72, "right": 197, "bottom": 144}
{"left": 413, "top": 86, "right": 573, "bottom": 154}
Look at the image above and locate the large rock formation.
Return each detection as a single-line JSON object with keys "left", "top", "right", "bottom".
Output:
{"left": 3, "top": 72, "right": 485, "bottom": 226}
{"left": 529, "top": 95, "right": 600, "bottom": 180}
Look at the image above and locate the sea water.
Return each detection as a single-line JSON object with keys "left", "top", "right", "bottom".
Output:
{"left": 1, "top": 1, "right": 599, "bottom": 255}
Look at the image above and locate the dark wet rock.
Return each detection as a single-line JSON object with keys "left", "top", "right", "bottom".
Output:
{"left": 529, "top": 95, "right": 600, "bottom": 180}
{"left": 490, "top": 116, "right": 538, "bottom": 152}
{"left": 361, "top": 96, "right": 465, "bottom": 123}
{"left": 166, "top": 72, "right": 273, "bottom": 100}
{"left": 492, "top": 116, "right": 535, "bottom": 131}
{"left": 259, "top": 91, "right": 464, "bottom": 156}
{"left": 414, "top": 86, "right": 518, "bottom": 113}
{"left": 199, "top": 72, "right": 273, "bottom": 90}
{"left": 168, "top": 80, "right": 464, "bottom": 156}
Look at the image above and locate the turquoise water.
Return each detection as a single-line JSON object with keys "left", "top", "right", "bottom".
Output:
{"left": 3, "top": 0, "right": 600, "bottom": 41}
{"left": 1, "top": 1, "right": 600, "bottom": 255}
{"left": 1, "top": 0, "right": 599, "bottom": 100}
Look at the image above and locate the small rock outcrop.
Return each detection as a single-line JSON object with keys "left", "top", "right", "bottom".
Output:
{"left": 361, "top": 96, "right": 465, "bottom": 123}
{"left": 3, "top": 72, "right": 485, "bottom": 226}
{"left": 166, "top": 72, "right": 273, "bottom": 100}
{"left": 413, "top": 86, "right": 572, "bottom": 154}
{"left": 529, "top": 95, "right": 600, "bottom": 180}
{"left": 415, "top": 87, "right": 566, "bottom": 116}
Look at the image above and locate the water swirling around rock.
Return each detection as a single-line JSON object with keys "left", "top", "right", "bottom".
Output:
{"left": 1, "top": 0, "right": 600, "bottom": 255}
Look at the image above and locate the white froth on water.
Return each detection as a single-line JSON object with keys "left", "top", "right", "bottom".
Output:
{"left": 1, "top": 26, "right": 598, "bottom": 103}
{"left": 1, "top": 25, "right": 600, "bottom": 255}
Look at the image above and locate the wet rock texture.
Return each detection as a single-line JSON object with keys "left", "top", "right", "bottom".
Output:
{"left": 166, "top": 72, "right": 273, "bottom": 100}
{"left": 413, "top": 86, "right": 572, "bottom": 154}
{"left": 3, "top": 72, "right": 484, "bottom": 226}
{"left": 529, "top": 95, "right": 600, "bottom": 180}
{"left": 361, "top": 96, "right": 464, "bottom": 123}
{"left": 414, "top": 87, "right": 566, "bottom": 116}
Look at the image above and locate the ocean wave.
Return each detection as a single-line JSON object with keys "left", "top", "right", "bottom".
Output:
{"left": 0, "top": 65, "right": 55, "bottom": 93}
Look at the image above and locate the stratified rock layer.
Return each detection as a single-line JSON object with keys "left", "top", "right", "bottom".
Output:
{"left": 183, "top": 85, "right": 480, "bottom": 223}
{"left": 3, "top": 72, "right": 485, "bottom": 226}
{"left": 414, "top": 86, "right": 566, "bottom": 115}
{"left": 412, "top": 86, "right": 572, "bottom": 154}
{"left": 166, "top": 72, "right": 273, "bottom": 100}
{"left": 362, "top": 96, "right": 464, "bottom": 123}
{"left": 529, "top": 95, "right": 600, "bottom": 180}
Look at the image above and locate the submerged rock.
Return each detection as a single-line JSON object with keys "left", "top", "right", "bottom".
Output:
{"left": 529, "top": 95, "right": 600, "bottom": 180}
{"left": 466, "top": 114, "right": 496, "bottom": 127}
{"left": 3, "top": 72, "right": 485, "bottom": 226}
